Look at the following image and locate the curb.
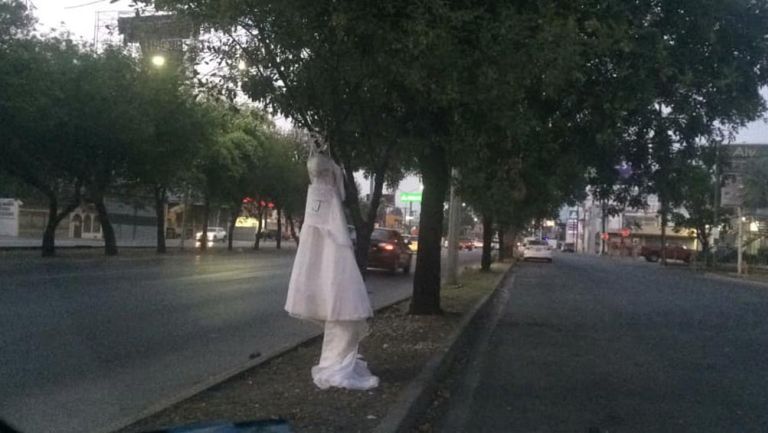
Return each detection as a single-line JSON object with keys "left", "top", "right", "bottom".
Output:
{"left": 371, "top": 265, "right": 514, "bottom": 433}
{"left": 106, "top": 295, "right": 413, "bottom": 433}
{"left": 701, "top": 271, "right": 768, "bottom": 288}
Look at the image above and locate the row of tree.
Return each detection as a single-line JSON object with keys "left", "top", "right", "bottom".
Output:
{"left": 0, "top": 1, "right": 308, "bottom": 257}
{"left": 5, "top": 0, "right": 768, "bottom": 313}
{"left": 142, "top": 0, "right": 768, "bottom": 314}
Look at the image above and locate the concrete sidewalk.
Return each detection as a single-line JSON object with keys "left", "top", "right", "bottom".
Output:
{"left": 435, "top": 253, "right": 768, "bottom": 433}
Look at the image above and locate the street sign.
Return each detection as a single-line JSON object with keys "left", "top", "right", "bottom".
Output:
{"left": 400, "top": 192, "right": 422, "bottom": 202}
{"left": 620, "top": 227, "right": 631, "bottom": 238}
{"left": 0, "top": 198, "right": 20, "bottom": 237}
{"left": 720, "top": 175, "right": 744, "bottom": 207}
{"left": 720, "top": 144, "right": 768, "bottom": 208}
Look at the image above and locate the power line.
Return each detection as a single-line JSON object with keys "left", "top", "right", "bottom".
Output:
{"left": 64, "top": 0, "right": 110, "bottom": 10}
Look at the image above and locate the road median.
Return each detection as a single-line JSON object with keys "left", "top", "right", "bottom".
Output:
{"left": 115, "top": 261, "right": 511, "bottom": 433}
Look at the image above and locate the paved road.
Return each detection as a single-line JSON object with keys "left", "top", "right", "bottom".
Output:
{"left": 443, "top": 253, "right": 768, "bottom": 433}
{"left": 0, "top": 236, "right": 265, "bottom": 249}
{"left": 0, "top": 246, "right": 480, "bottom": 433}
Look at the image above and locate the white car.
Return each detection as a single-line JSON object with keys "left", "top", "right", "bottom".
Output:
{"left": 523, "top": 239, "right": 552, "bottom": 262}
{"left": 196, "top": 227, "right": 227, "bottom": 242}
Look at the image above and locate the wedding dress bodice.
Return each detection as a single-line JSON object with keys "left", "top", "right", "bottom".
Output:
{"left": 307, "top": 154, "right": 345, "bottom": 199}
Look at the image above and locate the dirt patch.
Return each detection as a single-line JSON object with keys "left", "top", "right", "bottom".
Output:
{"left": 117, "top": 263, "right": 510, "bottom": 433}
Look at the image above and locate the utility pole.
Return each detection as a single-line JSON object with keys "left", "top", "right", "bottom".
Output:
{"left": 573, "top": 206, "right": 579, "bottom": 252}
{"left": 445, "top": 169, "right": 460, "bottom": 285}
{"left": 409, "top": 201, "right": 413, "bottom": 231}
{"left": 179, "top": 187, "right": 190, "bottom": 250}
{"left": 711, "top": 141, "right": 721, "bottom": 268}
{"left": 737, "top": 206, "right": 744, "bottom": 275}
{"left": 601, "top": 200, "right": 608, "bottom": 255}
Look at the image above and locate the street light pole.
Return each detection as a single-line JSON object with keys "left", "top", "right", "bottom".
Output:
{"left": 445, "top": 169, "right": 460, "bottom": 285}
{"left": 712, "top": 141, "right": 720, "bottom": 268}
{"left": 409, "top": 201, "right": 413, "bottom": 229}
{"left": 601, "top": 200, "right": 608, "bottom": 255}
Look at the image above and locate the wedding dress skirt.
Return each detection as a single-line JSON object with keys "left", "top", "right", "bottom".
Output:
{"left": 286, "top": 154, "right": 378, "bottom": 390}
{"left": 311, "top": 320, "right": 379, "bottom": 390}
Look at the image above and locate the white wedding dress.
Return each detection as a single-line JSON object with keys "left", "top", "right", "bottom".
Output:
{"left": 285, "top": 153, "right": 379, "bottom": 390}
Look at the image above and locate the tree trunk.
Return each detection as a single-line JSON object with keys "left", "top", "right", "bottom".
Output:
{"left": 42, "top": 195, "right": 59, "bottom": 258}
{"left": 254, "top": 207, "right": 264, "bottom": 250}
{"left": 481, "top": 214, "right": 494, "bottom": 271}
{"left": 503, "top": 227, "right": 518, "bottom": 259}
{"left": 199, "top": 194, "right": 210, "bottom": 252}
{"left": 497, "top": 228, "right": 506, "bottom": 262}
{"left": 659, "top": 197, "right": 667, "bottom": 266}
{"left": 342, "top": 157, "right": 388, "bottom": 276}
{"left": 410, "top": 145, "right": 449, "bottom": 315}
{"left": 700, "top": 236, "right": 710, "bottom": 266}
{"left": 154, "top": 186, "right": 167, "bottom": 254}
{"left": 276, "top": 207, "right": 283, "bottom": 249}
{"left": 287, "top": 211, "right": 300, "bottom": 245}
{"left": 94, "top": 197, "right": 118, "bottom": 256}
{"left": 40, "top": 184, "right": 81, "bottom": 257}
{"left": 227, "top": 204, "right": 239, "bottom": 251}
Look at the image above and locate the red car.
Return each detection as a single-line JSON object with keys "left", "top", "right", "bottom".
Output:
{"left": 458, "top": 238, "right": 475, "bottom": 251}
{"left": 367, "top": 228, "right": 413, "bottom": 273}
{"left": 640, "top": 244, "right": 693, "bottom": 263}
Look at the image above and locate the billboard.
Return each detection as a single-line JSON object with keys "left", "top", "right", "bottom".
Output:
{"left": 118, "top": 14, "right": 198, "bottom": 63}
{"left": 118, "top": 14, "right": 197, "bottom": 44}
{"left": 721, "top": 144, "right": 768, "bottom": 208}
{"left": 564, "top": 209, "right": 580, "bottom": 244}
{"left": 0, "top": 199, "right": 21, "bottom": 237}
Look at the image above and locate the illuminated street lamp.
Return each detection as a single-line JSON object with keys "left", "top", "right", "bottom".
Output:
{"left": 151, "top": 54, "right": 166, "bottom": 67}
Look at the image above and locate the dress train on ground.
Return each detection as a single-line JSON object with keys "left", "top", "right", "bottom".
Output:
{"left": 311, "top": 320, "right": 379, "bottom": 390}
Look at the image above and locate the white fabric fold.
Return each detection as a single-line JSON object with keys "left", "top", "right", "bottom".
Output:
{"left": 311, "top": 320, "right": 379, "bottom": 390}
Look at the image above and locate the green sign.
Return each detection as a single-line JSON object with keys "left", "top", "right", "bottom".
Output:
{"left": 400, "top": 192, "right": 422, "bottom": 202}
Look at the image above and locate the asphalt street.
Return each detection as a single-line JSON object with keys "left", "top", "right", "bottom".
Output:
{"left": 441, "top": 253, "right": 768, "bottom": 433}
{"left": 0, "top": 246, "right": 481, "bottom": 433}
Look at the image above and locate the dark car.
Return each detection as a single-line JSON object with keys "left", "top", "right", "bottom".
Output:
{"left": 640, "top": 244, "right": 693, "bottom": 263}
{"left": 368, "top": 228, "right": 413, "bottom": 273}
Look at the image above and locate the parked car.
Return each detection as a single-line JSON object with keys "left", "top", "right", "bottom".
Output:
{"left": 196, "top": 227, "right": 227, "bottom": 242}
{"left": 473, "top": 239, "right": 484, "bottom": 249}
{"left": 458, "top": 238, "right": 475, "bottom": 251}
{"left": 523, "top": 239, "right": 553, "bottom": 262}
{"left": 640, "top": 244, "right": 693, "bottom": 263}
{"left": 368, "top": 228, "right": 413, "bottom": 273}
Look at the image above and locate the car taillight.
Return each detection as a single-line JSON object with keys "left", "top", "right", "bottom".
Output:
{"left": 379, "top": 242, "right": 395, "bottom": 251}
